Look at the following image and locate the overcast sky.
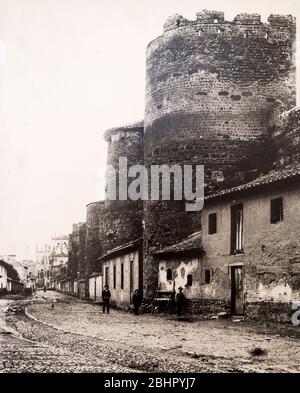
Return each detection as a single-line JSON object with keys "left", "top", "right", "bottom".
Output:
{"left": 0, "top": 0, "right": 299, "bottom": 260}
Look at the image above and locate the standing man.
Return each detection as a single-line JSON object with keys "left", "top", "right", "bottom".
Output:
{"left": 102, "top": 285, "right": 111, "bottom": 314}
{"left": 164, "top": 289, "right": 176, "bottom": 315}
{"left": 132, "top": 289, "right": 142, "bottom": 315}
{"left": 176, "top": 287, "right": 186, "bottom": 317}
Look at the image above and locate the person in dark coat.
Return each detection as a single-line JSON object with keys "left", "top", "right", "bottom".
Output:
{"left": 176, "top": 287, "right": 186, "bottom": 317}
{"left": 164, "top": 289, "right": 176, "bottom": 315}
{"left": 132, "top": 289, "right": 142, "bottom": 315}
{"left": 102, "top": 285, "right": 111, "bottom": 314}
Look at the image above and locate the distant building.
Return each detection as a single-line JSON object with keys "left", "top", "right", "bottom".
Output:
{"left": 50, "top": 235, "right": 69, "bottom": 267}
{"left": 0, "top": 259, "right": 23, "bottom": 294}
{"left": 0, "top": 255, "right": 29, "bottom": 286}
{"left": 0, "top": 261, "right": 8, "bottom": 293}
{"left": 36, "top": 244, "right": 51, "bottom": 287}
{"left": 49, "top": 235, "right": 69, "bottom": 289}
{"left": 36, "top": 236, "right": 69, "bottom": 289}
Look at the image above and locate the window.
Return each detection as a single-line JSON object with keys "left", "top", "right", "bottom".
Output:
{"left": 113, "top": 265, "right": 116, "bottom": 289}
{"left": 105, "top": 266, "right": 109, "bottom": 287}
{"left": 187, "top": 274, "right": 193, "bottom": 287}
{"left": 271, "top": 197, "right": 283, "bottom": 224}
{"left": 231, "top": 204, "right": 243, "bottom": 253}
{"left": 204, "top": 270, "right": 211, "bottom": 284}
{"left": 166, "top": 268, "right": 172, "bottom": 281}
{"left": 121, "top": 263, "right": 124, "bottom": 289}
{"left": 208, "top": 213, "right": 217, "bottom": 234}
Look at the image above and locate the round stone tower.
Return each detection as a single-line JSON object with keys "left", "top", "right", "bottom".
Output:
{"left": 143, "top": 10, "right": 296, "bottom": 298}
{"left": 104, "top": 121, "right": 144, "bottom": 204}
{"left": 99, "top": 121, "right": 144, "bottom": 255}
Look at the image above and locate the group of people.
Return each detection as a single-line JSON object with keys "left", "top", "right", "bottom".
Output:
{"left": 101, "top": 285, "right": 186, "bottom": 317}
{"left": 102, "top": 285, "right": 142, "bottom": 315}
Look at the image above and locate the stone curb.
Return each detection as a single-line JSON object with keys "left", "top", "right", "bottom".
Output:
{"left": 0, "top": 315, "right": 50, "bottom": 347}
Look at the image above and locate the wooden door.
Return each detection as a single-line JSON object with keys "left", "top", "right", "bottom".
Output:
{"left": 231, "top": 266, "right": 244, "bottom": 315}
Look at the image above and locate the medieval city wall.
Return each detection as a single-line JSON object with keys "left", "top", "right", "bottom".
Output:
{"left": 143, "top": 11, "right": 296, "bottom": 299}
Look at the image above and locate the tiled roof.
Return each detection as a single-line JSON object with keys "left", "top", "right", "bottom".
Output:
{"left": 104, "top": 120, "right": 144, "bottom": 141}
{"left": 206, "top": 165, "right": 300, "bottom": 202}
{"left": 98, "top": 237, "right": 142, "bottom": 261}
{"left": 154, "top": 231, "right": 202, "bottom": 256}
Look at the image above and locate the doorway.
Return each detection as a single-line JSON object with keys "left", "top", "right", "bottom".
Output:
{"left": 130, "top": 260, "right": 134, "bottom": 304}
{"left": 231, "top": 266, "right": 244, "bottom": 315}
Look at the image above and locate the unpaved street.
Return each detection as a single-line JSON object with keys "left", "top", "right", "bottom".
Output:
{"left": 1, "top": 291, "right": 300, "bottom": 373}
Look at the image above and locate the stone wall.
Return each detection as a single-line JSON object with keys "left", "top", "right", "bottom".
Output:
{"left": 99, "top": 122, "right": 144, "bottom": 257}
{"left": 86, "top": 201, "right": 105, "bottom": 276}
{"left": 143, "top": 10, "right": 296, "bottom": 299}
{"left": 78, "top": 223, "right": 87, "bottom": 277}
{"left": 246, "top": 301, "right": 292, "bottom": 323}
{"left": 67, "top": 223, "right": 82, "bottom": 279}
{"left": 269, "top": 106, "right": 300, "bottom": 168}
{"left": 186, "top": 298, "right": 230, "bottom": 317}
{"left": 98, "top": 201, "right": 143, "bottom": 256}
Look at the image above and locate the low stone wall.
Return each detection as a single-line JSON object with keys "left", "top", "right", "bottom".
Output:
{"left": 186, "top": 298, "right": 230, "bottom": 317}
{"left": 245, "top": 301, "right": 293, "bottom": 324}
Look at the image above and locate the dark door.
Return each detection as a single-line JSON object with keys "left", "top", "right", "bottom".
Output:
{"left": 130, "top": 260, "right": 134, "bottom": 304}
{"left": 231, "top": 266, "right": 244, "bottom": 315}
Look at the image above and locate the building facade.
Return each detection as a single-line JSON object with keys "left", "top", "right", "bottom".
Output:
{"left": 99, "top": 239, "right": 142, "bottom": 308}
{"left": 55, "top": 10, "right": 299, "bottom": 322}
{"left": 0, "top": 261, "right": 8, "bottom": 293}
{"left": 201, "top": 168, "right": 300, "bottom": 322}
{"left": 0, "top": 259, "right": 24, "bottom": 294}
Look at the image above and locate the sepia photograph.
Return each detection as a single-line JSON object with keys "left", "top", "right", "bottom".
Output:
{"left": 0, "top": 0, "right": 300, "bottom": 381}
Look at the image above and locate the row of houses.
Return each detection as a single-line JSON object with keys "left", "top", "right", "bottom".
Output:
{"left": 155, "top": 167, "right": 300, "bottom": 322}
{"left": 100, "top": 166, "right": 300, "bottom": 322}
{"left": 0, "top": 256, "right": 37, "bottom": 295}
{"left": 52, "top": 165, "right": 300, "bottom": 323}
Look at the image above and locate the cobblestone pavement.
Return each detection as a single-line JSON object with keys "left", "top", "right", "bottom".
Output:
{"left": 0, "top": 297, "right": 132, "bottom": 373}
{"left": 1, "top": 291, "right": 300, "bottom": 373}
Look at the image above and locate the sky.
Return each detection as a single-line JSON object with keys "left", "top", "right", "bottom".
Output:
{"left": 0, "top": 0, "right": 299, "bottom": 260}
